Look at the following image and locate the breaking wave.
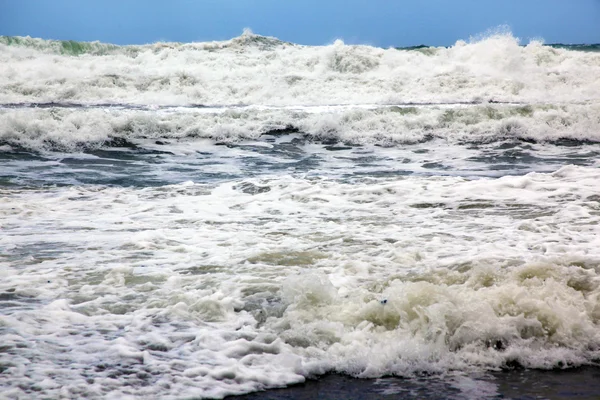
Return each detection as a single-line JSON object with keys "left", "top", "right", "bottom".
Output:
{"left": 1, "top": 30, "right": 599, "bottom": 107}
{"left": 1, "top": 103, "right": 599, "bottom": 152}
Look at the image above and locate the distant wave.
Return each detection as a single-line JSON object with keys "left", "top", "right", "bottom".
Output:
{"left": 1, "top": 30, "right": 600, "bottom": 108}
{"left": 0, "top": 31, "right": 292, "bottom": 56}
{"left": 2, "top": 34, "right": 599, "bottom": 56}
{"left": 1, "top": 30, "right": 599, "bottom": 152}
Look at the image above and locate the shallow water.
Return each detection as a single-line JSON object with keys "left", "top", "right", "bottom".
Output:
{"left": 229, "top": 368, "right": 600, "bottom": 400}
{"left": 1, "top": 32, "right": 600, "bottom": 399}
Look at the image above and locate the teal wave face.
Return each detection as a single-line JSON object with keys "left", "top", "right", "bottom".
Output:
{"left": 0, "top": 32, "right": 290, "bottom": 56}
{"left": 0, "top": 35, "right": 137, "bottom": 56}
{"left": 394, "top": 44, "right": 440, "bottom": 56}
{"left": 395, "top": 43, "right": 600, "bottom": 54}
{"left": 548, "top": 43, "right": 600, "bottom": 52}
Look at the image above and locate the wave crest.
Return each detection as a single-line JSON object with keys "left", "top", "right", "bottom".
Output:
{"left": 2, "top": 103, "right": 599, "bottom": 152}
{"left": 1, "top": 30, "right": 599, "bottom": 107}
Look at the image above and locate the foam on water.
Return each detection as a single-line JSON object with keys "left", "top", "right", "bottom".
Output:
{"left": 3, "top": 130, "right": 599, "bottom": 189}
{"left": 1, "top": 103, "right": 600, "bottom": 152}
{"left": 2, "top": 165, "right": 600, "bottom": 398}
{"left": 1, "top": 30, "right": 600, "bottom": 107}
{"left": 2, "top": 28, "right": 600, "bottom": 399}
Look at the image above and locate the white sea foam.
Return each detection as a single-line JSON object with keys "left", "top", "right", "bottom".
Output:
{"left": 2, "top": 165, "right": 600, "bottom": 398}
{"left": 1, "top": 103, "right": 599, "bottom": 151}
{"left": 2, "top": 29, "right": 599, "bottom": 399}
{"left": 1, "top": 31, "right": 599, "bottom": 107}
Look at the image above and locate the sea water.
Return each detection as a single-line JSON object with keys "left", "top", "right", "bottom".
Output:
{"left": 1, "top": 30, "right": 600, "bottom": 399}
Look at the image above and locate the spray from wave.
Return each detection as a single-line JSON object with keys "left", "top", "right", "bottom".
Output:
{"left": 1, "top": 29, "right": 599, "bottom": 107}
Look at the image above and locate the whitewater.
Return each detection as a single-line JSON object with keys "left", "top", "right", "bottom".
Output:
{"left": 1, "top": 30, "right": 600, "bottom": 399}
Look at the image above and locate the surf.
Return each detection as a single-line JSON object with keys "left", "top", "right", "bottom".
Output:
{"left": 1, "top": 30, "right": 599, "bottom": 107}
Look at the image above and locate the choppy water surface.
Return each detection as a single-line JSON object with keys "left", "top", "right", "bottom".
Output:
{"left": 1, "top": 31, "right": 600, "bottom": 399}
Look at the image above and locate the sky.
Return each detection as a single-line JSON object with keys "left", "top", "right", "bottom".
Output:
{"left": 1, "top": 0, "right": 599, "bottom": 47}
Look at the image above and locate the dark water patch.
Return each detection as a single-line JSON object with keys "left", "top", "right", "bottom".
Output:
{"left": 234, "top": 182, "right": 271, "bottom": 195}
{"left": 4, "top": 241, "right": 71, "bottom": 263}
{"left": 495, "top": 141, "right": 532, "bottom": 150}
{"left": 246, "top": 250, "right": 326, "bottom": 266}
{"left": 458, "top": 136, "right": 600, "bottom": 147}
{"left": 75, "top": 175, "right": 170, "bottom": 187}
{"left": 0, "top": 102, "right": 96, "bottom": 109}
{"left": 0, "top": 146, "right": 50, "bottom": 161}
{"left": 395, "top": 44, "right": 431, "bottom": 50}
{"left": 0, "top": 290, "right": 42, "bottom": 313}
{"left": 410, "top": 202, "right": 447, "bottom": 209}
{"left": 457, "top": 202, "right": 495, "bottom": 210}
{"left": 518, "top": 137, "right": 537, "bottom": 144}
{"left": 228, "top": 367, "right": 600, "bottom": 400}
{"left": 103, "top": 137, "right": 139, "bottom": 149}
{"left": 0, "top": 291, "right": 24, "bottom": 301}
{"left": 467, "top": 142, "right": 600, "bottom": 168}
{"left": 59, "top": 156, "right": 139, "bottom": 168}
{"left": 86, "top": 148, "right": 159, "bottom": 162}
{"left": 263, "top": 125, "right": 300, "bottom": 136}
{"left": 0, "top": 177, "right": 20, "bottom": 187}
{"left": 227, "top": 374, "right": 472, "bottom": 400}
{"left": 4, "top": 134, "right": 600, "bottom": 188}
{"left": 180, "top": 265, "right": 226, "bottom": 275}
{"left": 241, "top": 155, "right": 322, "bottom": 175}
{"left": 517, "top": 137, "right": 600, "bottom": 146}
{"left": 411, "top": 201, "right": 503, "bottom": 211}
{"left": 325, "top": 145, "right": 355, "bottom": 151}
{"left": 587, "top": 195, "right": 600, "bottom": 202}
{"left": 489, "top": 164, "right": 530, "bottom": 171}
{"left": 332, "top": 153, "right": 382, "bottom": 162}
{"left": 562, "top": 150, "right": 600, "bottom": 159}
{"left": 550, "top": 138, "right": 600, "bottom": 147}
{"left": 314, "top": 138, "right": 339, "bottom": 147}
{"left": 0, "top": 101, "right": 192, "bottom": 111}
{"left": 548, "top": 43, "right": 600, "bottom": 52}
{"left": 344, "top": 169, "right": 414, "bottom": 179}
{"left": 422, "top": 161, "right": 450, "bottom": 170}
{"left": 2, "top": 144, "right": 239, "bottom": 187}
{"left": 466, "top": 146, "right": 546, "bottom": 169}
{"left": 494, "top": 367, "right": 600, "bottom": 399}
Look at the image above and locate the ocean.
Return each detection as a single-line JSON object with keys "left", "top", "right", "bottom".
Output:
{"left": 1, "top": 30, "right": 600, "bottom": 399}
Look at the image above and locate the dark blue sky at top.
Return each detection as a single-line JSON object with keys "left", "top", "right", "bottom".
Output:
{"left": 1, "top": 0, "right": 599, "bottom": 47}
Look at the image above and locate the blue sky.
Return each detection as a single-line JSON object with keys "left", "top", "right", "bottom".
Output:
{"left": 1, "top": 0, "right": 599, "bottom": 47}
